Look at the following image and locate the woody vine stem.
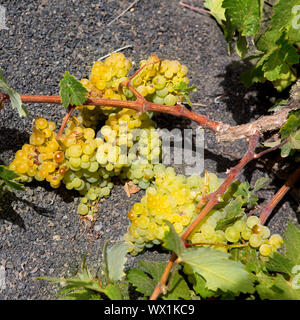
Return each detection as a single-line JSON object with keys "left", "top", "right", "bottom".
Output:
{"left": 0, "top": 70, "right": 299, "bottom": 300}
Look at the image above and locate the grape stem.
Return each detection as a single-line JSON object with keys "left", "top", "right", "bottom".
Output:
{"left": 57, "top": 105, "right": 76, "bottom": 137}
{"left": 184, "top": 241, "right": 249, "bottom": 248}
{"left": 0, "top": 92, "right": 297, "bottom": 142}
{"left": 179, "top": 2, "right": 212, "bottom": 16}
{"left": 260, "top": 164, "right": 300, "bottom": 225}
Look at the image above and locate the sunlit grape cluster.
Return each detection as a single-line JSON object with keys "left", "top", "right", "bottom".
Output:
{"left": 124, "top": 164, "right": 284, "bottom": 257}
{"left": 78, "top": 53, "right": 190, "bottom": 130}
{"left": 124, "top": 166, "right": 222, "bottom": 255}
{"left": 8, "top": 52, "right": 191, "bottom": 218}
{"left": 9, "top": 118, "right": 67, "bottom": 188}
{"left": 189, "top": 213, "right": 283, "bottom": 257}
{"left": 132, "top": 54, "right": 189, "bottom": 106}
{"left": 78, "top": 52, "right": 132, "bottom": 128}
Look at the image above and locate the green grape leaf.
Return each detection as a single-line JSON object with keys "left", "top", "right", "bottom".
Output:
{"left": 59, "top": 71, "right": 88, "bottom": 109}
{"left": 59, "top": 289, "right": 100, "bottom": 300}
{"left": 163, "top": 272, "right": 191, "bottom": 300}
{"left": 233, "top": 182, "right": 258, "bottom": 208}
{"left": 270, "top": 0, "right": 300, "bottom": 43}
{"left": 280, "top": 141, "right": 292, "bottom": 158}
{"left": 0, "top": 68, "right": 28, "bottom": 118}
{"left": 267, "top": 252, "right": 294, "bottom": 276}
{"left": 235, "top": 34, "right": 248, "bottom": 58}
{"left": 104, "top": 242, "right": 130, "bottom": 283}
{"left": 163, "top": 221, "right": 185, "bottom": 256}
{"left": 290, "top": 129, "right": 300, "bottom": 150}
{"left": 173, "top": 81, "right": 196, "bottom": 106}
{"left": 222, "top": 0, "right": 262, "bottom": 36}
{"left": 280, "top": 110, "right": 300, "bottom": 156}
{"left": 0, "top": 165, "right": 24, "bottom": 190}
{"left": 241, "top": 64, "right": 265, "bottom": 87}
{"left": 215, "top": 214, "right": 244, "bottom": 231}
{"left": 268, "top": 99, "right": 289, "bottom": 113}
{"left": 284, "top": 222, "right": 300, "bottom": 266}
{"left": 262, "top": 38, "right": 299, "bottom": 81}
{"left": 38, "top": 276, "right": 105, "bottom": 296}
{"left": 253, "top": 176, "right": 270, "bottom": 193}
{"left": 280, "top": 111, "right": 300, "bottom": 140}
{"left": 127, "top": 268, "right": 155, "bottom": 297}
{"left": 193, "top": 273, "right": 216, "bottom": 299}
{"left": 104, "top": 283, "right": 124, "bottom": 300}
{"left": 256, "top": 272, "right": 300, "bottom": 300}
{"left": 231, "top": 246, "right": 266, "bottom": 274}
{"left": 204, "top": 0, "right": 226, "bottom": 26}
{"left": 263, "top": 140, "right": 282, "bottom": 148}
{"left": 272, "top": 70, "right": 297, "bottom": 92}
{"left": 215, "top": 196, "right": 245, "bottom": 230}
{"left": 127, "top": 260, "right": 190, "bottom": 299}
{"left": 181, "top": 247, "right": 254, "bottom": 293}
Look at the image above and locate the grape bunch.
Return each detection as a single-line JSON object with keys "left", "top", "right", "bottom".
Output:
{"left": 8, "top": 53, "right": 192, "bottom": 217}
{"left": 189, "top": 213, "right": 283, "bottom": 257}
{"left": 78, "top": 52, "right": 132, "bottom": 128}
{"left": 124, "top": 165, "right": 284, "bottom": 257}
{"left": 132, "top": 54, "right": 189, "bottom": 106}
{"left": 78, "top": 52, "right": 190, "bottom": 130}
{"left": 124, "top": 166, "right": 222, "bottom": 255}
{"left": 9, "top": 118, "right": 67, "bottom": 189}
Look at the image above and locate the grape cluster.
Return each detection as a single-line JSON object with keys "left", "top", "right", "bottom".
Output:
{"left": 124, "top": 165, "right": 284, "bottom": 257}
{"left": 78, "top": 52, "right": 132, "bottom": 128}
{"left": 78, "top": 53, "right": 190, "bottom": 130}
{"left": 9, "top": 118, "right": 67, "bottom": 188}
{"left": 132, "top": 54, "right": 189, "bottom": 106}
{"left": 124, "top": 166, "right": 222, "bottom": 255}
{"left": 189, "top": 213, "right": 283, "bottom": 257}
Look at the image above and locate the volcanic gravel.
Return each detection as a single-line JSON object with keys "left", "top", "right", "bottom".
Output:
{"left": 0, "top": 0, "right": 299, "bottom": 300}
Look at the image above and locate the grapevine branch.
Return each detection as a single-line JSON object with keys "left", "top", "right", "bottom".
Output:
{"left": 0, "top": 92, "right": 297, "bottom": 142}
{"left": 260, "top": 164, "right": 300, "bottom": 225}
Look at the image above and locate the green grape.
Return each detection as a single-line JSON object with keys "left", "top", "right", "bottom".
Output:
{"left": 88, "top": 161, "right": 99, "bottom": 173}
{"left": 164, "top": 94, "right": 177, "bottom": 106}
{"left": 73, "top": 177, "right": 82, "bottom": 188}
{"left": 259, "top": 244, "right": 272, "bottom": 257}
{"left": 152, "top": 95, "right": 164, "bottom": 105}
{"left": 69, "top": 157, "right": 81, "bottom": 168}
{"left": 225, "top": 226, "right": 240, "bottom": 243}
{"left": 102, "top": 187, "right": 110, "bottom": 196}
{"left": 260, "top": 226, "right": 271, "bottom": 239}
{"left": 156, "top": 87, "right": 169, "bottom": 98}
{"left": 269, "top": 234, "right": 284, "bottom": 249}
{"left": 78, "top": 203, "right": 89, "bottom": 215}
{"left": 233, "top": 220, "right": 246, "bottom": 233}
{"left": 246, "top": 216, "right": 260, "bottom": 229}
{"left": 249, "top": 234, "right": 262, "bottom": 248}
{"left": 68, "top": 145, "right": 82, "bottom": 158}
{"left": 241, "top": 228, "right": 252, "bottom": 240}
{"left": 152, "top": 75, "right": 166, "bottom": 89}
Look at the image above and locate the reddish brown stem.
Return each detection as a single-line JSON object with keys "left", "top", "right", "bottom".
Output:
{"left": 57, "top": 105, "right": 76, "bottom": 137}
{"left": 254, "top": 139, "right": 288, "bottom": 159}
{"left": 260, "top": 165, "right": 300, "bottom": 225}
{"left": 150, "top": 133, "right": 260, "bottom": 300}
{"left": 179, "top": 2, "right": 212, "bottom": 15}
{"left": 1, "top": 93, "right": 224, "bottom": 133}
